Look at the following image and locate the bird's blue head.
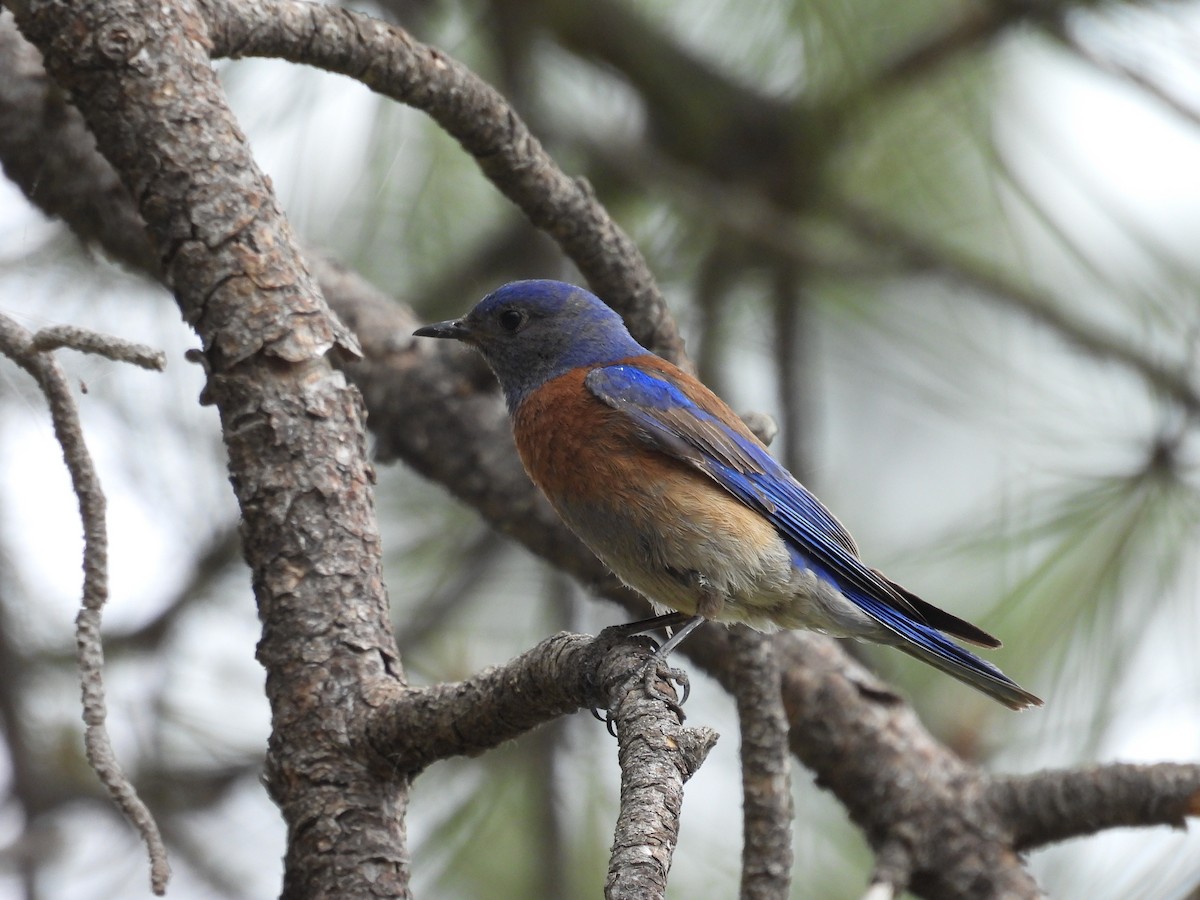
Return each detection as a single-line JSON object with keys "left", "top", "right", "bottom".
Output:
{"left": 414, "top": 280, "right": 648, "bottom": 411}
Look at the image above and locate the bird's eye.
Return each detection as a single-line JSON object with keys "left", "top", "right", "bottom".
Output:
{"left": 498, "top": 308, "right": 527, "bottom": 332}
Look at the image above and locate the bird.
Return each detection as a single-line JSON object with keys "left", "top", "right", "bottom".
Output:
{"left": 415, "top": 280, "right": 1042, "bottom": 710}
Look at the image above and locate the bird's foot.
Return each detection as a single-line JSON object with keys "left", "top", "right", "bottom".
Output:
{"left": 587, "top": 651, "right": 692, "bottom": 734}
{"left": 589, "top": 614, "right": 704, "bottom": 733}
{"left": 641, "top": 657, "right": 691, "bottom": 719}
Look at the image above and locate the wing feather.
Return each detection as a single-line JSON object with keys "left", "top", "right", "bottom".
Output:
{"left": 584, "top": 364, "right": 929, "bottom": 623}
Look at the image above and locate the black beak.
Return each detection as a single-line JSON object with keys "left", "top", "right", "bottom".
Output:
{"left": 414, "top": 318, "right": 470, "bottom": 341}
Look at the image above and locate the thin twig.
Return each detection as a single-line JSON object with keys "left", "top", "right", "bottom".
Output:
{"left": 0, "top": 313, "right": 170, "bottom": 895}
{"left": 30, "top": 325, "right": 167, "bottom": 371}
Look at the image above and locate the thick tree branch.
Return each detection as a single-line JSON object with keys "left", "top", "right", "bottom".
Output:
{"left": 6, "top": 1, "right": 409, "bottom": 898}
{"left": 0, "top": 10, "right": 160, "bottom": 274}
{"left": 995, "top": 763, "right": 1200, "bottom": 850}
{"left": 359, "top": 631, "right": 612, "bottom": 774}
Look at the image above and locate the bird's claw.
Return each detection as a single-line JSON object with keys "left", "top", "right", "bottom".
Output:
{"left": 588, "top": 704, "right": 619, "bottom": 737}
{"left": 590, "top": 660, "right": 692, "bottom": 736}
{"left": 642, "top": 659, "right": 690, "bottom": 719}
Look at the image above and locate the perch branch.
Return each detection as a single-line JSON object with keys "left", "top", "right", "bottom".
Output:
{"left": 601, "top": 646, "right": 719, "bottom": 900}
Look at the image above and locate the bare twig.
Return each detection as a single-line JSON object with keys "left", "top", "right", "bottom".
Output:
{"left": 30, "top": 325, "right": 166, "bottom": 370}
{"left": 0, "top": 313, "right": 170, "bottom": 894}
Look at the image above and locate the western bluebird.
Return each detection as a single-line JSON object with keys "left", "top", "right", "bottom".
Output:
{"left": 415, "top": 280, "right": 1041, "bottom": 710}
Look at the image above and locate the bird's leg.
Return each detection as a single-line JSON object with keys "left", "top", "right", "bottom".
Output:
{"left": 633, "top": 574, "right": 724, "bottom": 713}
{"left": 640, "top": 614, "right": 706, "bottom": 711}
{"left": 597, "top": 579, "right": 721, "bottom": 723}
{"left": 650, "top": 614, "right": 707, "bottom": 661}
{"left": 640, "top": 576, "right": 725, "bottom": 709}
{"left": 604, "top": 610, "right": 693, "bottom": 640}
{"left": 636, "top": 572, "right": 726, "bottom": 714}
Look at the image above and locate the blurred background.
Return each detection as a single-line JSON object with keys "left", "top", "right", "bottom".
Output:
{"left": 2, "top": 0, "right": 1200, "bottom": 897}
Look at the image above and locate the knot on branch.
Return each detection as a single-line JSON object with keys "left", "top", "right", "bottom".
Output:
{"left": 95, "top": 20, "right": 148, "bottom": 66}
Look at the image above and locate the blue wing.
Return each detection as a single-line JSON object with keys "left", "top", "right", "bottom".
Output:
{"left": 585, "top": 364, "right": 919, "bottom": 617}
{"left": 585, "top": 364, "right": 1040, "bottom": 709}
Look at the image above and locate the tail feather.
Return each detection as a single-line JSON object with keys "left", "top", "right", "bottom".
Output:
{"left": 845, "top": 582, "right": 1042, "bottom": 710}
{"left": 876, "top": 571, "right": 1002, "bottom": 648}
{"left": 891, "top": 635, "right": 1042, "bottom": 711}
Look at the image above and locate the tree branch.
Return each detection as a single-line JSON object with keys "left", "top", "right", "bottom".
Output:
{"left": 0, "top": 9, "right": 160, "bottom": 275}
{"left": 728, "top": 627, "right": 793, "bottom": 900}
{"left": 362, "top": 632, "right": 600, "bottom": 774}
{"left": 29, "top": 324, "right": 166, "bottom": 370}
{"left": 0, "top": 313, "right": 170, "bottom": 894}
{"left": 604, "top": 654, "right": 718, "bottom": 900}
{"left": 995, "top": 763, "right": 1200, "bottom": 850}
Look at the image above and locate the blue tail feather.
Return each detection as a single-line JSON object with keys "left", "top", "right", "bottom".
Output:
{"left": 844, "top": 584, "right": 1041, "bottom": 711}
